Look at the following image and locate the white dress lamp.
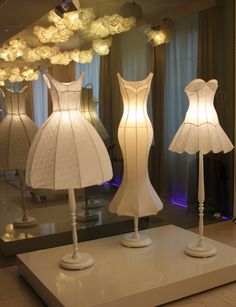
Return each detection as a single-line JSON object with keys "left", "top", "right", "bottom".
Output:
{"left": 78, "top": 85, "right": 110, "bottom": 212}
{"left": 109, "top": 73, "right": 163, "bottom": 248}
{"left": 26, "top": 72, "right": 112, "bottom": 270}
{"left": 169, "top": 79, "right": 233, "bottom": 258}
{"left": 0, "top": 86, "right": 38, "bottom": 228}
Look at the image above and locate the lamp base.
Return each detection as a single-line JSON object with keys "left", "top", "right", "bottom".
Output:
{"left": 59, "top": 252, "right": 94, "bottom": 270}
{"left": 82, "top": 199, "right": 103, "bottom": 209}
{"left": 13, "top": 216, "right": 38, "bottom": 228}
{"left": 121, "top": 234, "right": 152, "bottom": 248}
{"left": 184, "top": 242, "right": 217, "bottom": 258}
{"left": 77, "top": 211, "right": 99, "bottom": 222}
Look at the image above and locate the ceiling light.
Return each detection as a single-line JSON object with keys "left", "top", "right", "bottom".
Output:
{"left": 145, "top": 19, "right": 173, "bottom": 47}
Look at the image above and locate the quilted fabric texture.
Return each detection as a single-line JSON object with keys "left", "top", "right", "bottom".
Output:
{"left": 0, "top": 86, "right": 37, "bottom": 171}
{"left": 169, "top": 79, "right": 234, "bottom": 154}
{"left": 26, "top": 73, "right": 112, "bottom": 190}
{"left": 109, "top": 73, "right": 163, "bottom": 218}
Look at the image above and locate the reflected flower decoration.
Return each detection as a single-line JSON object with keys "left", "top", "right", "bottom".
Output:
{"left": 50, "top": 51, "right": 72, "bottom": 65}
{"left": 22, "top": 47, "right": 42, "bottom": 62}
{"left": 7, "top": 67, "right": 24, "bottom": 83}
{"left": 34, "top": 25, "right": 73, "bottom": 44}
{"left": 0, "top": 66, "right": 40, "bottom": 83}
{"left": 69, "top": 48, "right": 95, "bottom": 64}
{"left": 0, "top": 38, "right": 27, "bottom": 61}
{"left": 92, "top": 37, "right": 112, "bottom": 55}
{"left": 82, "top": 14, "right": 136, "bottom": 40}
{"left": 0, "top": 7, "right": 136, "bottom": 70}
{"left": 69, "top": 49, "right": 80, "bottom": 62}
{"left": 35, "top": 45, "right": 59, "bottom": 59}
{"left": 21, "top": 66, "right": 41, "bottom": 81}
{"left": 64, "top": 8, "right": 95, "bottom": 31}
{"left": 78, "top": 49, "right": 94, "bottom": 63}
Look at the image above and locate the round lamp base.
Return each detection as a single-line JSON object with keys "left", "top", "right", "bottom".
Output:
{"left": 59, "top": 252, "right": 94, "bottom": 270}
{"left": 77, "top": 211, "right": 99, "bottom": 222}
{"left": 121, "top": 234, "right": 152, "bottom": 248}
{"left": 83, "top": 199, "right": 103, "bottom": 209}
{"left": 184, "top": 242, "right": 217, "bottom": 258}
{"left": 13, "top": 216, "right": 38, "bottom": 228}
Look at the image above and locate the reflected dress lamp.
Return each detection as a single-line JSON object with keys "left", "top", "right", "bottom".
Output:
{"left": 169, "top": 79, "right": 233, "bottom": 258}
{"left": 78, "top": 85, "right": 110, "bottom": 213}
{"left": 109, "top": 73, "right": 163, "bottom": 247}
{"left": 0, "top": 86, "right": 38, "bottom": 228}
{"left": 26, "top": 72, "right": 112, "bottom": 270}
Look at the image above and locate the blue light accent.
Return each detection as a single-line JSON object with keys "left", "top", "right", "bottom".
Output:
{"left": 171, "top": 193, "right": 188, "bottom": 208}
{"left": 103, "top": 176, "right": 122, "bottom": 188}
{"left": 221, "top": 215, "right": 230, "bottom": 221}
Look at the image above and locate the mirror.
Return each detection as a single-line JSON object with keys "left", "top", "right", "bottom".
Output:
{"left": 0, "top": 0, "right": 234, "bottom": 255}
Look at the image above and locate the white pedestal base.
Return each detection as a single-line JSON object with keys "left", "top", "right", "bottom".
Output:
{"left": 17, "top": 225, "right": 236, "bottom": 307}
{"left": 121, "top": 234, "right": 152, "bottom": 248}
{"left": 59, "top": 252, "right": 94, "bottom": 270}
{"left": 13, "top": 216, "right": 37, "bottom": 228}
{"left": 185, "top": 242, "right": 217, "bottom": 258}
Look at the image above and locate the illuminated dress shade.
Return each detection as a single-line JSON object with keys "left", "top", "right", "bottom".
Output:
{"left": 109, "top": 73, "right": 163, "bottom": 247}
{"left": 0, "top": 86, "right": 38, "bottom": 228}
{"left": 80, "top": 86, "right": 109, "bottom": 141}
{"left": 0, "top": 86, "right": 37, "bottom": 171}
{"left": 26, "top": 73, "right": 112, "bottom": 269}
{"left": 169, "top": 79, "right": 233, "bottom": 257}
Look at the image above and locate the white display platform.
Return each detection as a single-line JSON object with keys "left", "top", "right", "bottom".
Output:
{"left": 17, "top": 225, "right": 236, "bottom": 307}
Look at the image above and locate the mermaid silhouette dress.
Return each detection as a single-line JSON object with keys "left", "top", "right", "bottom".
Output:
{"left": 0, "top": 86, "right": 37, "bottom": 171}
{"left": 26, "top": 72, "right": 112, "bottom": 190}
{"left": 109, "top": 73, "right": 163, "bottom": 219}
{"left": 169, "top": 79, "right": 233, "bottom": 154}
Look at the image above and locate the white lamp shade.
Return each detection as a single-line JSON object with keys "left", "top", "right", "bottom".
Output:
{"left": 169, "top": 79, "right": 234, "bottom": 154}
{"left": 26, "top": 73, "right": 112, "bottom": 190}
{"left": 109, "top": 73, "right": 163, "bottom": 217}
{"left": 80, "top": 87, "right": 109, "bottom": 140}
{"left": 0, "top": 86, "right": 37, "bottom": 170}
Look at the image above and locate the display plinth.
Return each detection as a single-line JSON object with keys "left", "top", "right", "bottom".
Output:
{"left": 17, "top": 225, "right": 236, "bottom": 307}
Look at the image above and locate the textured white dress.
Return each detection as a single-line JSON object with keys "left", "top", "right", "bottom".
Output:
{"left": 109, "top": 73, "right": 163, "bottom": 217}
{"left": 26, "top": 73, "right": 112, "bottom": 190}
{"left": 0, "top": 86, "right": 37, "bottom": 171}
{"left": 169, "top": 79, "right": 233, "bottom": 154}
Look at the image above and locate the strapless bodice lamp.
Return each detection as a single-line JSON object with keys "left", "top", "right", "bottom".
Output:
{"left": 169, "top": 79, "right": 233, "bottom": 258}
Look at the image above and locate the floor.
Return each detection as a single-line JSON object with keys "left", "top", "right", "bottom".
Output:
{"left": 0, "top": 221, "right": 235, "bottom": 307}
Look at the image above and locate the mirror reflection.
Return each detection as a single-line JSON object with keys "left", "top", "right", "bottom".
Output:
{"left": 0, "top": 0, "right": 234, "bottom": 255}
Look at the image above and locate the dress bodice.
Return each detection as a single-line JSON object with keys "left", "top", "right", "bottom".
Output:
{"left": 43, "top": 73, "right": 84, "bottom": 112}
{"left": 117, "top": 73, "right": 153, "bottom": 128}
{"left": 0, "top": 86, "right": 28, "bottom": 115}
{"left": 184, "top": 79, "right": 219, "bottom": 126}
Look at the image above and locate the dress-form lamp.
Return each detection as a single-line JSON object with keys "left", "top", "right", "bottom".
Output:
{"left": 26, "top": 72, "right": 112, "bottom": 269}
{"left": 78, "top": 85, "right": 109, "bottom": 213}
{"left": 169, "top": 79, "right": 233, "bottom": 258}
{"left": 0, "top": 86, "right": 38, "bottom": 228}
{"left": 109, "top": 73, "right": 163, "bottom": 247}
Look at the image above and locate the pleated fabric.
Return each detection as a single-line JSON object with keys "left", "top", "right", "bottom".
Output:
{"left": 169, "top": 79, "right": 234, "bottom": 154}
{"left": 0, "top": 86, "right": 37, "bottom": 170}
{"left": 25, "top": 73, "right": 112, "bottom": 190}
